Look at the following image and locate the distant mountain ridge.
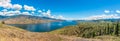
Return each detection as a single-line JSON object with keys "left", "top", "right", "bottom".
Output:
{"left": 76, "top": 18, "right": 120, "bottom": 22}
{"left": 0, "top": 15, "right": 63, "bottom": 24}
{"left": 0, "top": 15, "right": 9, "bottom": 19}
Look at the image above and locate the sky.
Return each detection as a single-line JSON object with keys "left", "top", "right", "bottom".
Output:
{"left": 0, "top": 0, "right": 120, "bottom": 20}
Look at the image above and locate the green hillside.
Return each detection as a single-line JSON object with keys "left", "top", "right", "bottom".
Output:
{"left": 1, "top": 21, "right": 120, "bottom": 41}
{"left": 51, "top": 21, "right": 120, "bottom": 41}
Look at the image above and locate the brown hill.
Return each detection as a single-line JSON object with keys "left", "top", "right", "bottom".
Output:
{"left": 1, "top": 15, "right": 61, "bottom": 24}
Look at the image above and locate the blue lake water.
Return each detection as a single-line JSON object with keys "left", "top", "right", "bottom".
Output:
{"left": 9, "top": 21, "right": 78, "bottom": 32}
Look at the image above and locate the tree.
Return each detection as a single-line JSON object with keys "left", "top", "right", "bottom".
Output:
{"left": 113, "top": 21, "right": 119, "bottom": 36}
{"left": 115, "top": 20, "right": 119, "bottom": 36}
{"left": 1, "top": 21, "right": 5, "bottom": 24}
{"left": 106, "top": 23, "right": 110, "bottom": 34}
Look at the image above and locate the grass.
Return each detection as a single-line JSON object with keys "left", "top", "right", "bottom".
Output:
{"left": 50, "top": 22, "right": 120, "bottom": 41}
{"left": 0, "top": 23, "right": 64, "bottom": 41}
{"left": 1, "top": 22, "right": 120, "bottom": 41}
{"left": 95, "top": 35, "right": 120, "bottom": 41}
{"left": 0, "top": 23, "right": 106, "bottom": 41}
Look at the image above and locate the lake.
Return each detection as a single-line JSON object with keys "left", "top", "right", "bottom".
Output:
{"left": 9, "top": 21, "right": 78, "bottom": 32}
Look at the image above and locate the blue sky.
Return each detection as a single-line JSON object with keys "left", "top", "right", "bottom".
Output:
{"left": 0, "top": 0, "right": 120, "bottom": 20}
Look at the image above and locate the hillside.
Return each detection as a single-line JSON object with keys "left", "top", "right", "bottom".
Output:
{"left": 0, "top": 15, "right": 62, "bottom": 24}
{"left": 0, "top": 23, "right": 63, "bottom": 41}
{"left": 51, "top": 21, "right": 120, "bottom": 41}
{"left": 0, "top": 23, "right": 107, "bottom": 41}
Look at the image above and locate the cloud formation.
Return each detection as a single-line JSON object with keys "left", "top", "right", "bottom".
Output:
{"left": 0, "top": 9, "right": 21, "bottom": 16}
{"left": 116, "top": 10, "right": 120, "bottom": 13}
{"left": 22, "top": 12, "right": 31, "bottom": 15}
{"left": 39, "top": 10, "right": 65, "bottom": 19}
{"left": 41, "top": 10, "right": 54, "bottom": 18}
{"left": 0, "top": 0, "right": 35, "bottom": 11}
{"left": 104, "top": 10, "right": 110, "bottom": 13}
{"left": 57, "top": 15, "right": 65, "bottom": 19}
{"left": 0, "top": 0, "right": 22, "bottom": 10}
{"left": 0, "top": 0, "right": 12, "bottom": 9}
{"left": 24, "top": 5, "right": 36, "bottom": 11}
{"left": 80, "top": 10, "right": 120, "bottom": 20}
{"left": 12, "top": 4, "right": 22, "bottom": 10}
{"left": 0, "top": 0, "right": 66, "bottom": 20}
{"left": 82, "top": 14, "right": 120, "bottom": 20}
{"left": 38, "top": 10, "right": 42, "bottom": 13}
{"left": 0, "top": 0, "right": 34, "bottom": 16}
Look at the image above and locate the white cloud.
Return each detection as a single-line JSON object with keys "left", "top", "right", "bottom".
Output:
{"left": 0, "top": 3, "right": 12, "bottom": 9}
{"left": 40, "top": 10, "right": 66, "bottom": 19}
{"left": 12, "top": 4, "right": 22, "bottom": 10}
{"left": 0, "top": 0, "right": 11, "bottom": 3}
{"left": 104, "top": 10, "right": 110, "bottom": 13}
{"left": 57, "top": 15, "right": 65, "bottom": 19}
{"left": 22, "top": 12, "right": 31, "bottom": 15}
{"left": 0, "top": 0, "right": 22, "bottom": 10}
{"left": 0, "top": 0, "right": 66, "bottom": 19}
{"left": 24, "top": 5, "right": 36, "bottom": 11}
{"left": 7, "top": 10, "right": 21, "bottom": 14}
{"left": 0, "top": 12, "right": 5, "bottom": 16}
{"left": 31, "top": 12, "right": 34, "bottom": 14}
{"left": 0, "top": 9, "right": 8, "bottom": 15}
{"left": 51, "top": 16, "right": 55, "bottom": 18}
{"left": 5, "top": 14, "right": 16, "bottom": 16}
{"left": 0, "top": 0, "right": 36, "bottom": 16}
{"left": 0, "top": 0, "right": 12, "bottom": 9}
{"left": 41, "top": 10, "right": 51, "bottom": 17}
{"left": 116, "top": 10, "right": 120, "bottom": 13}
{"left": 81, "top": 14, "right": 120, "bottom": 20}
{"left": 0, "top": 10, "right": 21, "bottom": 16}
{"left": 46, "top": 10, "right": 51, "bottom": 17}
{"left": 38, "top": 10, "right": 42, "bottom": 13}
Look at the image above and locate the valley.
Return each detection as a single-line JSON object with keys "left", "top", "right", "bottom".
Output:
{"left": 0, "top": 23, "right": 104, "bottom": 41}
{"left": 0, "top": 0, "right": 120, "bottom": 41}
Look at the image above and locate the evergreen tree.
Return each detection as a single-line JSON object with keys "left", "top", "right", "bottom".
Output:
{"left": 106, "top": 23, "right": 110, "bottom": 34}
{"left": 1, "top": 21, "right": 5, "bottom": 24}
{"left": 113, "top": 21, "right": 119, "bottom": 36}
{"left": 115, "top": 20, "right": 119, "bottom": 36}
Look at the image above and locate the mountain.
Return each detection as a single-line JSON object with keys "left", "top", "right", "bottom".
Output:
{"left": 0, "top": 15, "right": 9, "bottom": 19}
{"left": 89, "top": 18, "right": 120, "bottom": 22}
{"left": 0, "top": 15, "right": 63, "bottom": 24}
{"left": 76, "top": 18, "right": 120, "bottom": 22}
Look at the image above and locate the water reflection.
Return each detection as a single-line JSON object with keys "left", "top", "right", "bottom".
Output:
{"left": 9, "top": 21, "right": 77, "bottom": 32}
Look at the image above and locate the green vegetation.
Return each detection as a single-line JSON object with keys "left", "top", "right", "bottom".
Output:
{"left": 0, "top": 22, "right": 98, "bottom": 41}
{"left": 1, "top": 20, "right": 120, "bottom": 41}
{"left": 51, "top": 21, "right": 120, "bottom": 38}
{"left": 113, "top": 21, "right": 119, "bottom": 36}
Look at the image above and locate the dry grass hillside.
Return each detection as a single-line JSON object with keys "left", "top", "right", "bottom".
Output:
{"left": 0, "top": 24, "right": 64, "bottom": 41}
{"left": 0, "top": 23, "right": 119, "bottom": 41}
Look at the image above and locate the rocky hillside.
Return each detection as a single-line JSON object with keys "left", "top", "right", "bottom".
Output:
{"left": 0, "top": 15, "right": 62, "bottom": 24}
